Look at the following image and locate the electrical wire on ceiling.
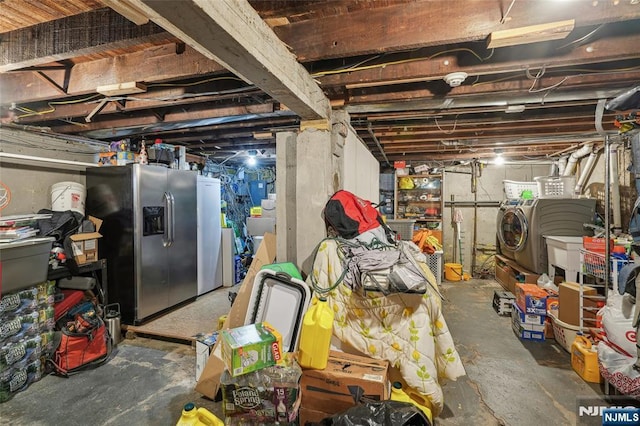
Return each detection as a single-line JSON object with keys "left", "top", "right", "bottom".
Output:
{"left": 310, "top": 47, "right": 487, "bottom": 78}
{"left": 556, "top": 24, "right": 605, "bottom": 50}
{"left": 11, "top": 76, "right": 257, "bottom": 120}
{"left": 434, "top": 115, "right": 459, "bottom": 134}
{"left": 13, "top": 94, "right": 102, "bottom": 118}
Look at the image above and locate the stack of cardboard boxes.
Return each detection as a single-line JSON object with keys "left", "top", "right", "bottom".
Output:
{"left": 512, "top": 283, "right": 558, "bottom": 342}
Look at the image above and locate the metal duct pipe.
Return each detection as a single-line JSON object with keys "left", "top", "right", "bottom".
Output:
{"left": 574, "top": 151, "right": 598, "bottom": 196}
{"left": 563, "top": 143, "right": 594, "bottom": 176}
{"left": 557, "top": 156, "right": 568, "bottom": 176}
{"left": 610, "top": 143, "right": 622, "bottom": 228}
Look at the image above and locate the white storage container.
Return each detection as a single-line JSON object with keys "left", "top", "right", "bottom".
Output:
{"left": 535, "top": 176, "right": 576, "bottom": 198}
{"left": 503, "top": 180, "right": 538, "bottom": 199}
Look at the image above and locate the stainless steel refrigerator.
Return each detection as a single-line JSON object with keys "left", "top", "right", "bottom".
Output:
{"left": 86, "top": 164, "right": 197, "bottom": 324}
{"left": 197, "top": 175, "right": 221, "bottom": 295}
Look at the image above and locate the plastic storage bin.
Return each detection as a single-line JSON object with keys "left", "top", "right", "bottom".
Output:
{"left": 503, "top": 180, "right": 539, "bottom": 199}
{"left": 534, "top": 176, "right": 576, "bottom": 198}
{"left": 0, "top": 237, "right": 55, "bottom": 294}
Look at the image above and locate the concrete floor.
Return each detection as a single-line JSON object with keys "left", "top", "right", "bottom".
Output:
{"left": 2, "top": 279, "right": 610, "bottom": 425}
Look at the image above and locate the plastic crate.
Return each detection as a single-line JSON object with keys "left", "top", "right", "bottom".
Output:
{"left": 502, "top": 180, "right": 538, "bottom": 199}
{"left": 386, "top": 220, "right": 416, "bottom": 241}
{"left": 379, "top": 173, "right": 395, "bottom": 191}
{"left": 581, "top": 249, "right": 630, "bottom": 280}
{"left": 426, "top": 251, "right": 443, "bottom": 286}
{"left": 534, "top": 176, "right": 575, "bottom": 198}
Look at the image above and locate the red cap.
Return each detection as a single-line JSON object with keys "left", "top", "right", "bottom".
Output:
{"left": 154, "top": 138, "right": 162, "bottom": 144}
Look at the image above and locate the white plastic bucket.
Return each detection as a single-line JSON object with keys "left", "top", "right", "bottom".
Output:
{"left": 50, "top": 181, "right": 86, "bottom": 216}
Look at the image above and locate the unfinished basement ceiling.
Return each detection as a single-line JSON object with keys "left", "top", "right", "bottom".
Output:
{"left": 1, "top": 0, "right": 639, "bottom": 166}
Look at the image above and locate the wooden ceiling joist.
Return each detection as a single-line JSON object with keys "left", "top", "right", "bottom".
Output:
{"left": 0, "top": 8, "right": 169, "bottom": 72}
{"left": 125, "top": 0, "right": 330, "bottom": 120}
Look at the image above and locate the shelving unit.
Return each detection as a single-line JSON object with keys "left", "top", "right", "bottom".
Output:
{"left": 394, "top": 173, "right": 444, "bottom": 242}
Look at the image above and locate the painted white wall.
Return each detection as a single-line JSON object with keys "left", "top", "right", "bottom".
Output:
{"left": 342, "top": 125, "right": 379, "bottom": 202}
{"left": 0, "top": 127, "right": 100, "bottom": 215}
{"left": 442, "top": 162, "right": 551, "bottom": 274}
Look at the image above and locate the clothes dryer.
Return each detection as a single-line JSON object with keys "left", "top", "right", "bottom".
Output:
{"left": 496, "top": 199, "right": 525, "bottom": 261}
{"left": 513, "top": 198, "right": 596, "bottom": 274}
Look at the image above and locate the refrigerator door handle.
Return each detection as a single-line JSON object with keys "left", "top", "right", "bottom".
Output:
{"left": 163, "top": 191, "right": 172, "bottom": 247}
{"left": 168, "top": 192, "right": 176, "bottom": 246}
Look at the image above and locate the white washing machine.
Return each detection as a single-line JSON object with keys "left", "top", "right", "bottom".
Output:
{"left": 497, "top": 198, "right": 596, "bottom": 274}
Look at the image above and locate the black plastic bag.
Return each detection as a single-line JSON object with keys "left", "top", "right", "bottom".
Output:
{"left": 307, "top": 401, "right": 431, "bottom": 426}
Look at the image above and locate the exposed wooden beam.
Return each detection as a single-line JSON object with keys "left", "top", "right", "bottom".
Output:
{"left": 50, "top": 102, "right": 277, "bottom": 135}
{"left": 317, "top": 33, "right": 640, "bottom": 89}
{"left": 0, "top": 8, "right": 169, "bottom": 72}
{"left": 101, "top": 0, "right": 150, "bottom": 25}
{"left": 126, "top": 0, "right": 330, "bottom": 120}
{"left": 273, "top": 0, "right": 640, "bottom": 62}
{"left": 0, "top": 44, "right": 223, "bottom": 104}
{"left": 15, "top": 86, "right": 263, "bottom": 123}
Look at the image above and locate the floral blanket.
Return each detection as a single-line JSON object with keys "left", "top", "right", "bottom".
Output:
{"left": 307, "top": 239, "right": 466, "bottom": 416}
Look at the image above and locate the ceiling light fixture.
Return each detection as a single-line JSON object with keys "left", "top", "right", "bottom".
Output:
{"left": 493, "top": 149, "right": 505, "bottom": 165}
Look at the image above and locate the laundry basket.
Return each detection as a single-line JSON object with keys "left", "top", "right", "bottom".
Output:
{"left": 386, "top": 220, "right": 416, "bottom": 241}
{"left": 503, "top": 180, "right": 538, "bottom": 199}
{"left": 535, "top": 176, "right": 576, "bottom": 198}
{"left": 548, "top": 310, "right": 580, "bottom": 352}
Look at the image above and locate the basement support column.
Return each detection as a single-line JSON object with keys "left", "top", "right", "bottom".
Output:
{"left": 275, "top": 131, "right": 298, "bottom": 264}
{"left": 276, "top": 111, "right": 348, "bottom": 274}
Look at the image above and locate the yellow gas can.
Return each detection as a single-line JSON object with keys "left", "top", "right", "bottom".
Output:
{"left": 176, "top": 403, "right": 224, "bottom": 426}
{"left": 390, "top": 382, "right": 433, "bottom": 424}
{"left": 571, "top": 335, "right": 602, "bottom": 384}
{"left": 297, "top": 297, "right": 334, "bottom": 370}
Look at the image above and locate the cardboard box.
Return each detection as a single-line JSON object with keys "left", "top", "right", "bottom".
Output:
{"left": 98, "top": 151, "right": 116, "bottom": 166}
{"left": 514, "top": 283, "right": 550, "bottom": 315}
{"left": 195, "top": 332, "right": 218, "bottom": 381}
{"left": 558, "top": 282, "right": 598, "bottom": 327}
{"left": 300, "top": 350, "right": 389, "bottom": 415}
{"left": 512, "top": 299, "right": 545, "bottom": 325}
{"left": 220, "top": 322, "right": 283, "bottom": 377}
{"left": 116, "top": 151, "right": 135, "bottom": 165}
{"left": 299, "top": 407, "right": 332, "bottom": 425}
{"left": 511, "top": 304, "right": 545, "bottom": 341}
{"left": 69, "top": 216, "right": 102, "bottom": 265}
{"left": 495, "top": 255, "right": 563, "bottom": 294}
{"left": 195, "top": 233, "right": 277, "bottom": 399}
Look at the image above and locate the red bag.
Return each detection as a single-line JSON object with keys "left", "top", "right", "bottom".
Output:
{"left": 49, "top": 302, "right": 111, "bottom": 376}
{"left": 323, "top": 190, "right": 392, "bottom": 241}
